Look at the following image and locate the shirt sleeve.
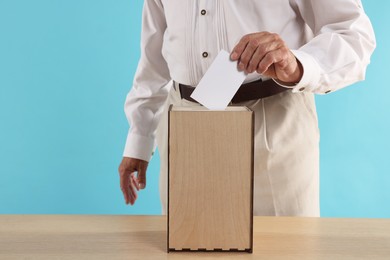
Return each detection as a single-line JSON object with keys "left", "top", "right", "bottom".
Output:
{"left": 123, "top": 0, "right": 171, "bottom": 161}
{"left": 278, "top": 0, "right": 376, "bottom": 94}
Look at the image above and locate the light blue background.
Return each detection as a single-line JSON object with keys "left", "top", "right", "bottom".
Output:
{"left": 0, "top": 0, "right": 388, "bottom": 217}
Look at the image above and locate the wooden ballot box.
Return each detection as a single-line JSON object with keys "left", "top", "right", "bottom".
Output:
{"left": 168, "top": 105, "right": 254, "bottom": 253}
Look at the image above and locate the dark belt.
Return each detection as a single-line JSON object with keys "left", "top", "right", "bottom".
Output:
{"left": 176, "top": 78, "right": 288, "bottom": 104}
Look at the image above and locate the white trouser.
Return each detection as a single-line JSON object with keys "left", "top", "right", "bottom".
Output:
{"left": 156, "top": 81, "right": 320, "bottom": 217}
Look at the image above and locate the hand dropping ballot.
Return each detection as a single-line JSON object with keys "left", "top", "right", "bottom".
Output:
{"left": 190, "top": 50, "right": 247, "bottom": 110}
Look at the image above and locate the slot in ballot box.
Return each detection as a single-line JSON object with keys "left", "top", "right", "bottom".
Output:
{"left": 168, "top": 105, "right": 254, "bottom": 253}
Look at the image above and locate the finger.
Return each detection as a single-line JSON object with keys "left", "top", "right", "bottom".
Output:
{"left": 119, "top": 169, "right": 133, "bottom": 204}
{"left": 128, "top": 178, "right": 138, "bottom": 204}
{"left": 257, "top": 48, "right": 287, "bottom": 75}
{"left": 137, "top": 162, "right": 147, "bottom": 189}
{"left": 247, "top": 40, "right": 282, "bottom": 73}
{"left": 128, "top": 173, "right": 140, "bottom": 205}
{"left": 230, "top": 34, "right": 251, "bottom": 60}
{"left": 128, "top": 183, "right": 135, "bottom": 205}
{"left": 237, "top": 40, "right": 258, "bottom": 71}
{"left": 127, "top": 173, "right": 138, "bottom": 205}
{"left": 132, "top": 174, "right": 140, "bottom": 191}
{"left": 238, "top": 36, "right": 282, "bottom": 71}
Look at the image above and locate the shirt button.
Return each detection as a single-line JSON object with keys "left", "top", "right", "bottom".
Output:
{"left": 202, "top": 52, "right": 208, "bottom": 58}
{"left": 299, "top": 87, "right": 305, "bottom": 92}
{"left": 201, "top": 9, "right": 206, "bottom": 15}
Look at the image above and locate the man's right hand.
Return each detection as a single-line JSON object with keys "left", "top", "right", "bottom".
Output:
{"left": 118, "top": 157, "right": 149, "bottom": 205}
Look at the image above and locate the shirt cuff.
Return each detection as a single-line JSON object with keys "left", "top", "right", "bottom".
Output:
{"left": 273, "top": 49, "right": 321, "bottom": 93}
{"left": 123, "top": 131, "right": 155, "bottom": 162}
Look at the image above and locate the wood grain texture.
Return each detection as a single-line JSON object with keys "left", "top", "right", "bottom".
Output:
{"left": 168, "top": 106, "right": 254, "bottom": 251}
{"left": 1, "top": 215, "right": 390, "bottom": 260}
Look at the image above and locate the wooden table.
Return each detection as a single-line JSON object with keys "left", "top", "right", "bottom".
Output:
{"left": 0, "top": 215, "right": 389, "bottom": 259}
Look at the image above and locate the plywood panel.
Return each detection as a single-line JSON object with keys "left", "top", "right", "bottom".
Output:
{"left": 168, "top": 106, "right": 254, "bottom": 252}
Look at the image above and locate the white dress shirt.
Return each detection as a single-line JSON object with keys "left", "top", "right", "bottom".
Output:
{"left": 123, "top": 0, "right": 376, "bottom": 161}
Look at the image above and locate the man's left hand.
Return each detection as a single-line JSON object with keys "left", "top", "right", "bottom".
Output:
{"left": 230, "top": 32, "right": 303, "bottom": 84}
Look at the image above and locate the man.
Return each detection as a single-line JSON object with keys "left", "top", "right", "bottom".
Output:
{"left": 118, "top": 0, "right": 375, "bottom": 216}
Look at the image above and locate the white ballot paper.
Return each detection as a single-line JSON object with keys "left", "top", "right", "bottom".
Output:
{"left": 190, "top": 50, "right": 247, "bottom": 110}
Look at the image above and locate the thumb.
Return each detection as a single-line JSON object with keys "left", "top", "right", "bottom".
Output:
{"left": 137, "top": 162, "right": 147, "bottom": 189}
